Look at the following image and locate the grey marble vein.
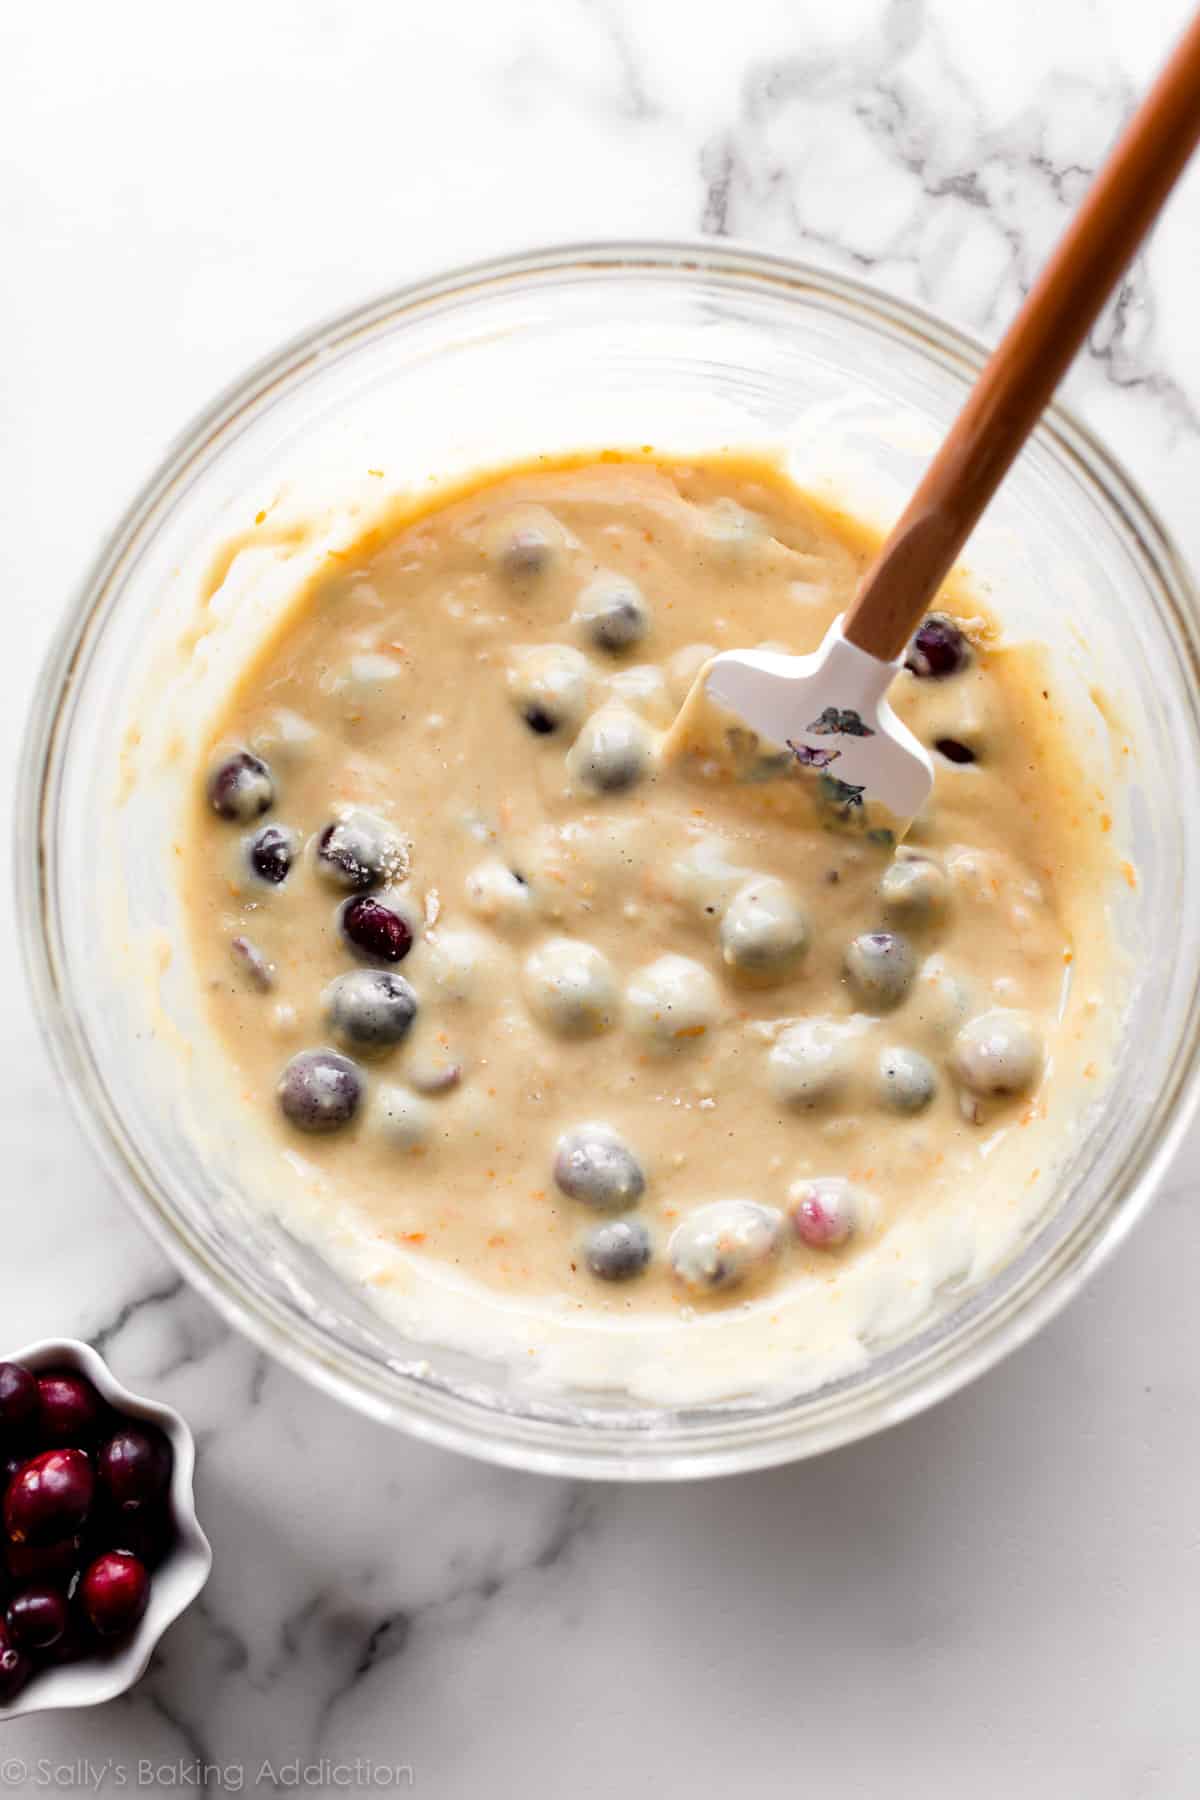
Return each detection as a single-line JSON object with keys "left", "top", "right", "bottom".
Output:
{"left": 577, "top": 0, "right": 656, "bottom": 119}
{"left": 90, "top": 1276, "right": 185, "bottom": 1358}
{"left": 312, "top": 1484, "right": 597, "bottom": 1739}
{"left": 698, "top": 0, "right": 1200, "bottom": 441}
{"left": 139, "top": 1687, "right": 218, "bottom": 1792}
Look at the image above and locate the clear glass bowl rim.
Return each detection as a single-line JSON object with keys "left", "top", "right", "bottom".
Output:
{"left": 17, "top": 237, "right": 1200, "bottom": 1480}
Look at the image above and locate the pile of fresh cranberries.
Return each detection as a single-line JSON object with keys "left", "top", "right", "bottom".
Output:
{"left": 0, "top": 1362, "right": 175, "bottom": 1704}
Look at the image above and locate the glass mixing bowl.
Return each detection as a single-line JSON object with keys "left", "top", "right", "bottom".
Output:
{"left": 19, "top": 242, "right": 1200, "bottom": 1478}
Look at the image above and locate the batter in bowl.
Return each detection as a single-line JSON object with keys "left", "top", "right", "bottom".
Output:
{"left": 184, "top": 454, "right": 1120, "bottom": 1399}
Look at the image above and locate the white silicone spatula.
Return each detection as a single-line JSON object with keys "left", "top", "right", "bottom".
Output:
{"left": 679, "top": 7, "right": 1200, "bottom": 831}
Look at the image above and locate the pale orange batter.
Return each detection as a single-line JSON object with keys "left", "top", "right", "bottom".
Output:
{"left": 185, "top": 454, "right": 1116, "bottom": 1339}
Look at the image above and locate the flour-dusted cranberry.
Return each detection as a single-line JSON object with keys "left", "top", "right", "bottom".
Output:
{"left": 316, "top": 811, "right": 408, "bottom": 891}
{"left": 573, "top": 572, "right": 651, "bottom": 653}
{"left": 787, "top": 1177, "right": 874, "bottom": 1250}
{"left": 499, "top": 527, "right": 554, "bottom": 580}
{"left": 97, "top": 1426, "right": 172, "bottom": 1517}
{"left": 523, "top": 939, "right": 619, "bottom": 1039}
{"left": 669, "top": 1200, "right": 783, "bottom": 1294}
{"left": 0, "top": 1619, "right": 32, "bottom": 1704}
{"left": 843, "top": 930, "right": 915, "bottom": 1012}
{"left": 341, "top": 895, "right": 413, "bottom": 964}
{"left": 767, "top": 1018, "right": 860, "bottom": 1111}
{"left": 277, "top": 1048, "right": 364, "bottom": 1134}
{"left": 37, "top": 1372, "right": 102, "bottom": 1444}
{"left": 624, "top": 953, "right": 720, "bottom": 1048}
{"left": 207, "top": 749, "right": 274, "bottom": 821}
{"left": 6, "top": 1585, "right": 68, "bottom": 1652}
{"left": 464, "top": 859, "right": 537, "bottom": 933}
{"left": 877, "top": 1045, "right": 937, "bottom": 1114}
{"left": 325, "top": 969, "right": 419, "bottom": 1049}
{"left": 80, "top": 1550, "right": 149, "bottom": 1639}
{"left": 720, "top": 876, "right": 810, "bottom": 982}
{"left": 248, "top": 823, "right": 296, "bottom": 884}
{"left": 0, "top": 1364, "right": 37, "bottom": 1434}
{"left": 406, "top": 1053, "right": 463, "bottom": 1096}
{"left": 905, "top": 614, "right": 969, "bottom": 679}
{"left": 506, "top": 644, "right": 592, "bottom": 738}
{"left": 554, "top": 1125, "right": 646, "bottom": 1211}
{"left": 4, "top": 1449, "right": 94, "bottom": 1546}
{"left": 879, "top": 851, "right": 949, "bottom": 918}
{"left": 935, "top": 736, "right": 977, "bottom": 765}
{"left": 565, "top": 706, "right": 652, "bottom": 794}
{"left": 486, "top": 506, "right": 566, "bottom": 582}
{"left": 951, "top": 1009, "right": 1043, "bottom": 1098}
{"left": 584, "top": 1218, "right": 652, "bottom": 1281}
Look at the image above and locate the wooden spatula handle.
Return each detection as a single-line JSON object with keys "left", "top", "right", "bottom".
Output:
{"left": 843, "top": 9, "right": 1200, "bottom": 664}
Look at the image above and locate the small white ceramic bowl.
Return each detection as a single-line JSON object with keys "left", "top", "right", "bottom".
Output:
{"left": 0, "top": 1339, "right": 211, "bottom": 1720}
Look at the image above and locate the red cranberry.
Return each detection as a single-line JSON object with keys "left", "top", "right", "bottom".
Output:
{"left": 6, "top": 1585, "right": 68, "bottom": 1652}
{"left": 905, "top": 614, "right": 969, "bottom": 679}
{"left": 0, "top": 1620, "right": 32, "bottom": 1704}
{"left": 44, "top": 1606, "right": 95, "bottom": 1665}
{"left": 109, "top": 1505, "right": 174, "bottom": 1572}
{"left": 5, "top": 1450, "right": 94, "bottom": 1546}
{"left": 1, "top": 1453, "right": 27, "bottom": 1496}
{"left": 81, "top": 1550, "right": 149, "bottom": 1639}
{"left": 208, "top": 749, "right": 274, "bottom": 821}
{"left": 0, "top": 1364, "right": 37, "bottom": 1433}
{"left": 37, "top": 1372, "right": 102, "bottom": 1444}
{"left": 341, "top": 895, "right": 412, "bottom": 963}
{"left": 97, "top": 1426, "right": 172, "bottom": 1516}
{"left": 6, "top": 1535, "right": 81, "bottom": 1584}
{"left": 44, "top": 1599, "right": 99, "bottom": 1665}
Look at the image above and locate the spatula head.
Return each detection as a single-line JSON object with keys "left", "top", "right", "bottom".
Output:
{"left": 666, "top": 615, "right": 933, "bottom": 839}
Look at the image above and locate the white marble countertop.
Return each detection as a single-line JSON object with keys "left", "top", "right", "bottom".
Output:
{"left": 6, "top": 0, "right": 1200, "bottom": 1792}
